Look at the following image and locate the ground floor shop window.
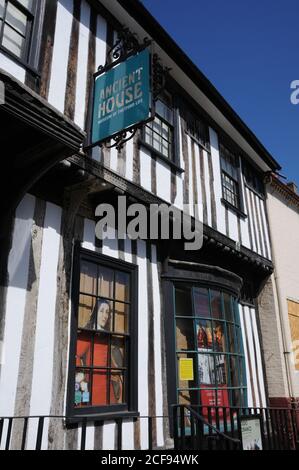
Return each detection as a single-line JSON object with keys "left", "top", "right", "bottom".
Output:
{"left": 67, "top": 247, "right": 138, "bottom": 418}
{"left": 174, "top": 283, "right": 247, "bottom": 409}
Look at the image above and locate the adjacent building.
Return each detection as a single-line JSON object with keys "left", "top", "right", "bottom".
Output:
{"left": 0, "top": 0, "right": 297, "bottom": 450}
{"left": 262, "top": 175, "right": 299, "bottom": 408}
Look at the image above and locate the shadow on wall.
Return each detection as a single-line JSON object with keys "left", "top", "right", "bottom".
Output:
{"left": 7, "top": 195, "right": 62, "bottom": 290}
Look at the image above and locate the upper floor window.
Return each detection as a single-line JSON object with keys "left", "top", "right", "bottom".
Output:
{"left": 143, "top": 91, "right": 174, "bottom": 161}
{"left": 67, "top": 248, "right": 138, "bottom": 418}
{"left": 243, "top": 161, "right": 264, "bottom": 196}
{"left": 0, "top": 0, "right": 38, "bottom": 62}
{"left": 186, "top": 114, "right": 210, "bottom": 151}
{"left": 220, "top": 143, "right": 241, "bottom": 210}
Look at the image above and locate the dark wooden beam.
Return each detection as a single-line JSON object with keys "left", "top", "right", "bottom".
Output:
{"left": 0, "top": 70, "right": 84, "bottom": 151}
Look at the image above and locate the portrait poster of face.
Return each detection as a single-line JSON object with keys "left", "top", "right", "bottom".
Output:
{"left": 75, "top": 299, "right": 124, "bottom": 407}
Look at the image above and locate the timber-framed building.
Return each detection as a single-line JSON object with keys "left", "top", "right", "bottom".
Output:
{"left": 0, "top": 0, "right": 297, "bottom": 451}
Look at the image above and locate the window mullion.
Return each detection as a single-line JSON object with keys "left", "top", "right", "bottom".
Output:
{"left": 207, "top": 289, "right": 218, "bottom": 406}
{"left": 107, "top": 335, "right": 111, "bottom": 405}
{"left": 221, "top": 292, "right": 232, "bottom": 408}
{"left": 22, "top": 10, "right": 32, "bottom": 61}
{"left": 191, "top": 287, "right": 200, "bottom": 405}
{"left": 226, "top": 296, "right": 240, "bottom": 404}
{"left": 3, "top": 20, "right": 26, "bottom": 38}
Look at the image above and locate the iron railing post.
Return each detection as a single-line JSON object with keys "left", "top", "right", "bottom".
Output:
{"left": 35, "top": 417, "right": 44, "bottom": 450}
{"left": 172, "top": 405, "right": 179, "bottom": 451}
{"left": 5, "top": 418, "right": 13, "bottom": 451}
{"left": 21, "top": 417, "right": 28, "bottom": 451}
{"left": 117, "top": 419, "right": 122, "bottom": 451}
{"left": 80, "top": 417, "right": 87, "bottom": 451}
{"left": 179, "top": 406, "right": 186, "bottom": 450}
{"left": 0, "top": 418, "right": 4, "bottom": 447}
{"left": 148, "top": 417, "right": 153, "bottom": 451}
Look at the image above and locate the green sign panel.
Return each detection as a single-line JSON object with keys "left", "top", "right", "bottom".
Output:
{"left": 92, "top": 49, "right": 151, "bottom": 145}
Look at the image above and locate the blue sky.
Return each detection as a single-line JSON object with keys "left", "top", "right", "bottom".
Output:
{"left": 141, "top": 0, "right": 299, "bottom": 183}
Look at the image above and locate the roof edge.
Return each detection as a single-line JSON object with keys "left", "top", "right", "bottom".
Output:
{"left": 118, "top": 0, "right": 281, "bottom": 171}
{"left": 266, "top": 173, "right": 299, "bottom": 207}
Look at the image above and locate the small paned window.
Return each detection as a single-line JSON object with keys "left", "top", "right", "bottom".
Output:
{"left": 243, "top": 161, "right": 264, "bottom": 196}
{"left": 144, "top": 92, "right": 174, "bottom": 161}
{"left": 220, "top": 143, "right": 241, "bottom": 209}
{"left": 186, "top": 114, "right": 210, "bottom": 151}
{"left": 0, "top": 0, "right": 37, "bottom": 61}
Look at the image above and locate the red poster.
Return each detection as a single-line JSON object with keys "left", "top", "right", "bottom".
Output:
{"left": 200, "top": 386, "right": 229, "bottom": 410}
{"left": 200, "top": 386, "right": 231, "bottom": 428}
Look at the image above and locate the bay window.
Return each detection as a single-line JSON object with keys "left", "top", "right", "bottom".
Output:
{"left": 175, "top": 284, "right": 247, "bottom": 409}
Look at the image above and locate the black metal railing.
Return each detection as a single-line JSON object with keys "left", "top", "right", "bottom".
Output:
{"left": 173, "top": 405, "right": 241, "bottom": 450}
{"left": 1, "top": 407, "right": 299, "bottom": 450}
{"left": 0, "top": 415, "right": 169, "bottom": 451}
{"left": 173, "top": 405, "right": 299, "bottom": 451}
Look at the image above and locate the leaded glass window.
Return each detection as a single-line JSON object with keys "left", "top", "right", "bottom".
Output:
{"left": 175, "top": 284, "right": 247, "bottom": 409}
{"left": 73, "top": 254, "right": 134, "bottom": 412}
{"left": 144, "top": 92, "right": 174, "bottom": 160}
{"left": 220, "top": 143, "right": 241, "bottom": 209}
{"left": 0, "top": 0, "right": 36, "bottom": 61}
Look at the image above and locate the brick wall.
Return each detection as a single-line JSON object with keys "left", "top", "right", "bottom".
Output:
{"left": 258, "top": 276, "right": 289, "bottom": 399}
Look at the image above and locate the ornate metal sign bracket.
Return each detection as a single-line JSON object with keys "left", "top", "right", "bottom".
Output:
{"left": 99, "top": 27, "right": 151, "bottom": 73}
{"left": 85, "top": 26, "right": 171, "bottom": 152}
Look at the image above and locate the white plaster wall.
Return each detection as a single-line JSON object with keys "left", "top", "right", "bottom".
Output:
{"left": 27, "top": 202, "right": 62, "bottom": 449}
{"left": 209, "top": 128, "right": 226, "bottom": 235}
{"left": 140, "top": 146, "right": 152, "bottom": 192}
{"left": 156, "top": 159, "right": 171, "bottom": 203}
{"left": 239, "top": 305, "right": 267, "bottom": 408}
{"left": 48, "top": 0, "right": 73, "bottom": 113}
{"left": 0, "top": 195, "right": 35, "bottom": 423}
{"left": 74, "top": 0, "right": 91, "bottom": 129}
{"left": 0, "top": 53, "right": 26, "bottom": 83}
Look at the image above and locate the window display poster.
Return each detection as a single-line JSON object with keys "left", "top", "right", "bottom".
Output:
{"left": 241, "top": 417, "right": 263, "bottom": 450}
{"left": 197, "top": 321, "right": 229, "bottom": 414}
{"left": 179, "top": 358, "right": 194, "bottom": 382}
{"left": 200, "top": 385, "right": 230, "bottom": 409}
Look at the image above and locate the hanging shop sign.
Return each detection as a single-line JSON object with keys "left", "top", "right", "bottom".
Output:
{"left": 85, "top": 27, "right": 170, "bottom": 151}
{"left": 86, "top": 47, "right": 153, "bottom": 150}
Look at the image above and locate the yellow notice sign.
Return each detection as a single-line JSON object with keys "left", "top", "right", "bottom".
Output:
{"left": 179, "top": 358, "right": 194, "bottom": 381}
